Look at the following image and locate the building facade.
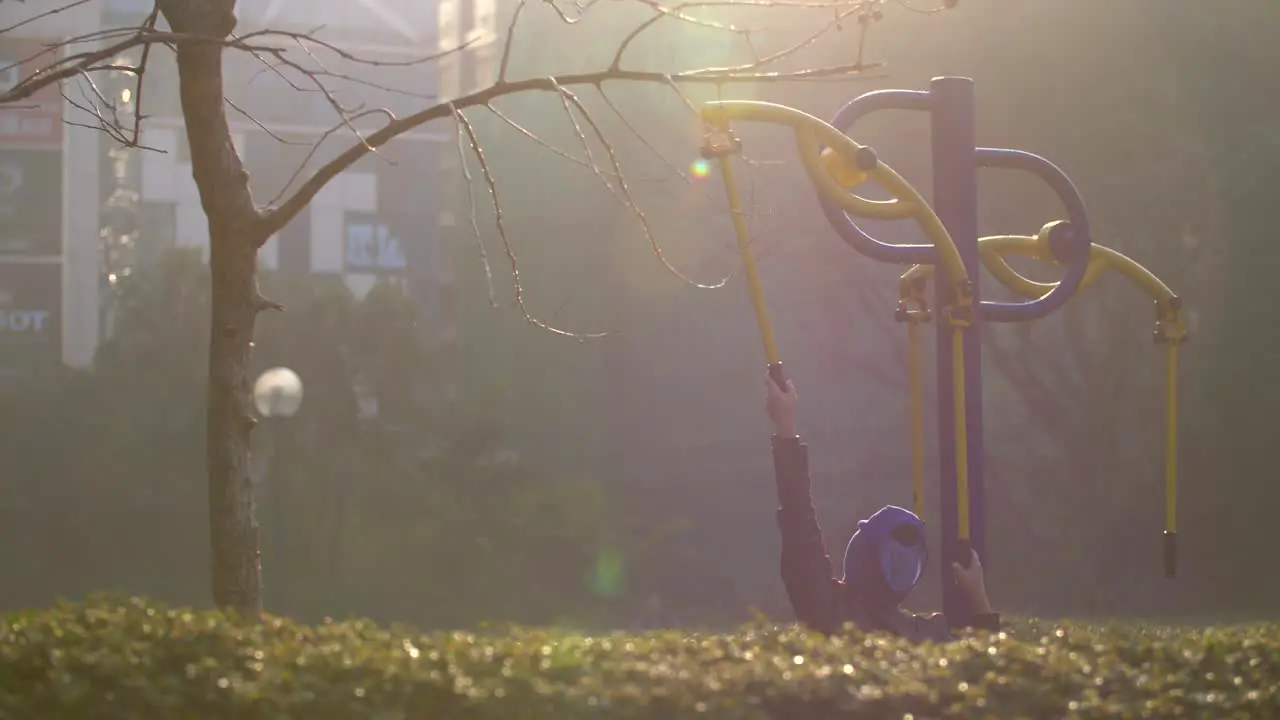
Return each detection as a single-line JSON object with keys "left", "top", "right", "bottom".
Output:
{"left": 0, "top": 0, "right": 453, "bottom": 377}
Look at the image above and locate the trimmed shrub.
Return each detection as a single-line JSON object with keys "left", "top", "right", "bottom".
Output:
{"left": 0, "top": 597, "right": 1276, "bottom": 719}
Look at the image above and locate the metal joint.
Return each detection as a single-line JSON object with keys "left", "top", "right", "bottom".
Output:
{"left": 1152, "top": 298, "right": 1189, "bottom": 345}
{"left": 895, "top": 280, "right": 933, "bottom": 324}
{"left": 942, "top": 278, "right": 976, "bottom": 328}
{"left": 894, "top": 297, "right": 933, "bottom": 324}
{"left": 946, "top": 302, "right": 975, "bottom": 329}
{"left": 1153, "top": 317, "right": 1189, "bottom": 345}
{"left": 700, "top": 128, "right": 741, "bottom": 159}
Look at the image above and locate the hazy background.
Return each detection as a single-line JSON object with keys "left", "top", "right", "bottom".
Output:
{"left": 0, "top": 0, "right": 1274, "bottom": 629}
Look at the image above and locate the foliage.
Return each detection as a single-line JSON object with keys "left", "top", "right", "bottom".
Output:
{"left": 0, "top": 252, "right": 615, "bottom": 629}
{"left": 1, "top": 597, "right": 1276, "bottom": 719}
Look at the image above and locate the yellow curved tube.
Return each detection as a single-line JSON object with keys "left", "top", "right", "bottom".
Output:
{"left": 701, "top": 100, "right": 969, "bottom": 288}
{"left": 703, "top": 102, "right": 915, "bottom": 221}
{"left": 700, "top": 102, "right": 907, "bottom": 213}
{"left": 900, "top": 234, "right": 1176, "bottom": 308}
{"left": 792, "top": 127, "right": 964, "bottom": 286}
{"left": 981, "top": 238, "right": 1175, "bottom": 304}
{"left": 792, "top": 126, "right": 920, "bottom": 222}
{"left": 903, "top": 235, "right": 1185, "bottom": 563}
{"left": 976, "top": 235, "right": 1094, "bottom": 298}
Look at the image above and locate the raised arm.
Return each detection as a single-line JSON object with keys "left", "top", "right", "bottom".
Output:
{"left": 766, "top": 377, "right": 842, "bottom": 634}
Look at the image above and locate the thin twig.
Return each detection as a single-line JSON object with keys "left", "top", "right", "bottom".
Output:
{"left": 451, "top": 104, "right": 608, "bottom": 338}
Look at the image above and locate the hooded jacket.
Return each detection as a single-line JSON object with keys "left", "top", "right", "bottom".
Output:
{"left": 771, "top": 435, "right": 999, "bottom": 642}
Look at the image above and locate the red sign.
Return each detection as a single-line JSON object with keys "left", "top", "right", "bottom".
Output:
{"left": 0, "top": 38, "right": 63, "bottom": 146}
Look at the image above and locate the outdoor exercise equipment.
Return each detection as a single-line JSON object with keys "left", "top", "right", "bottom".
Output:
{"left": 700, "top": 77, "right": 1188, "bottom": 626}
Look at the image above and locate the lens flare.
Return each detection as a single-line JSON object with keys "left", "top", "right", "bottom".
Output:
{"left": 690, "top": 158, "right": 711, "bottom": 179}
{"left": 591, "top": 546, "right": 625, "bottom": 598}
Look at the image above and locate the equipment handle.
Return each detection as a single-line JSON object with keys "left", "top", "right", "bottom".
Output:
{"left": 1163, "top": 334, "right": 1182, "bottom": 578}
{"left": 1163, "top": 531, "right": 1177, "bottom": 579}
{"left": 767, "top": 362, "right": 789, "bottom": 393}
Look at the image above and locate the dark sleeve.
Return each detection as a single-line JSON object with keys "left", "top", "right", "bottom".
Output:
{"left": 772, "top": 435, "right": 841, "bottom": 634}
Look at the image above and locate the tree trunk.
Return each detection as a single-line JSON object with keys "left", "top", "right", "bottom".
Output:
{"left": 204, "top": 225, "right": 263, "bottom": 615}
{"left": 162, "top": 0, "right": 268, "bottom": 615}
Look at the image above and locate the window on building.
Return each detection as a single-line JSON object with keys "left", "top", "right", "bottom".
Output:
{"left": 474, "top": 0, "right": 496, "bottom": 35}
{"left": 243, "top": 0, "right": 434, "bottom": 45}
{"left": 438, "top": 53, "right": 460, "bottom": 103}
{"left": 438, "top": 0, "right": 459, "bottom": 48}
{"left": 459, "top": 0, "right": 476, "bottom": 37}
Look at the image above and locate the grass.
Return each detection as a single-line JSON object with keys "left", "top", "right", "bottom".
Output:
{"left": 0, "top": 596, "right": 1276, "bottom": 719}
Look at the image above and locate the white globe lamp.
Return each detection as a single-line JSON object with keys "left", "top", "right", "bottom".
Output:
{"left": 253, "top": 367, "right": 304, "bottom": 418}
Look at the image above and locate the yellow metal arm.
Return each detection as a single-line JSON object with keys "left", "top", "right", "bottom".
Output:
{"left": 700, "top": 99, "right": 977, "bottom": 543}
{"left": 699, "top": 97, "right": 1188, "bottom": 580}
{"left": 700, "top": 100, "right": 970, "bottom": 290}
{"left": 1154, "top": 298, "right": 1188, "bottom": 578}
{"left": 901, "top": 231, "right": 1188, "bottom": 577}
{"left": 899, "top": 224, "right": 1176, "bottom": 308}
{"left": 895, "top": 281, "right": 932, "bottom": 521}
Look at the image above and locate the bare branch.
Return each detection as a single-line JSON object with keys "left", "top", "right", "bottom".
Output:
{"left": 482, "top": 102, "right": 591, "bottom": 169}
{"left": 263, "top": 108, "right": 394, "bottom": 211}
{"left": 2, "top": 0, "right": 908, "bottom": 344}
{"left": 254, "top": 294, "right": 286, "bottom": 313}
{"left": 0, "top": 0, "right": 97, "bottom": 37}
{"left": 497, "top": 0, "right": 529, "bottom": 84}
{"left": 556, "top": 81, "right": 733, "bottom": 289}
{"left": 259, "top": 60, "right": 871, "bottom": 239}
{"left": 597, "top": 86, "right": 693, "bottom": 183}
{"left": 0, "top": 26, "right": 469, "bottom": 109}
{"left": 124, "top": 4, "right": 163, "bottom": 147}
{"left": 0, "top": 35, "right": 142, "bottom": 105}
{"left": 225, "top": 97, "right": 304, "bottom": 146}
{"left": 450, "top": 104, "right": 608, "bottom": 338}
{"left": 453, "top": 112, "right": 497, "bottom": 308}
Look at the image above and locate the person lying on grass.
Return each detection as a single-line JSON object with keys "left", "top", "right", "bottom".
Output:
{"left": 766, "top": 373, "right": 999, "bottom": 642}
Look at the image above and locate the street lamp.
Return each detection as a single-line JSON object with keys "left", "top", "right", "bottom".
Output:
{"left": 252, "top": 367, "right": 303, "bottom": 614}
{"left": 253, "top": 366, "right": 304, "bottom": 418}
{"left": 98, "top": 54, "right": 141, "bottom": 339}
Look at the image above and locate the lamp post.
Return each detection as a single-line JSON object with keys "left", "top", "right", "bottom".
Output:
{"left": 98, "top": 55, "right": 142, "bottom": 339}
{"left": 253, "top": 367, "right": 304, "bottom": 614}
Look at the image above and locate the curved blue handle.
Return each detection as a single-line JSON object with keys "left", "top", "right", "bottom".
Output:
{"left": 819, "top": 90, "right": 937, "bottom": 265}
{"left": 819, "top": 90, "right": 1094, "bottom": 323}
{"left": 974, "top": 148, "right": 1093, "bottom": 323}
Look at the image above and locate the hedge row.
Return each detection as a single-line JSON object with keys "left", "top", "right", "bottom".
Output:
{"left": 0, "top": 597, "right": 1276, "bottom": 719}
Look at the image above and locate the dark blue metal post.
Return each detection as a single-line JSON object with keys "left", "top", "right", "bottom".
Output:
{"left": 928, "top": 77, "right": 986, "bottom": 626}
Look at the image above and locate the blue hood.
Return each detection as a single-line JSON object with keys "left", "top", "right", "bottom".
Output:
{"left": 842, "top": 505, "right": 927, "bottom": 606}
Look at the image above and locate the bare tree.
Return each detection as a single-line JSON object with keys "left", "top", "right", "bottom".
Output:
{"left": 0, "top": 0, "right": 962, "bottom": 614}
